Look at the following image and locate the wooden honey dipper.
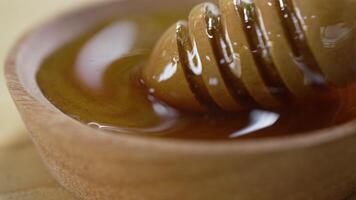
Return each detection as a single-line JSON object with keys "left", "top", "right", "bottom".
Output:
{"left": 142, "top": 0, "right": 356, "bottom": 112}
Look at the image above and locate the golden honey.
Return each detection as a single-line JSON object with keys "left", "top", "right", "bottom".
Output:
{"left": 37, "top": 11, "right": 356, "bottom": 140}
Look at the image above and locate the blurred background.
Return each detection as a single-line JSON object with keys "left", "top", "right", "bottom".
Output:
{"left": 0, "top": 1, "right": 99, "bottom": 199}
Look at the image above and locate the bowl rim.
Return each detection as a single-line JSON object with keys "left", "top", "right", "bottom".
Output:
{"left": 5, "top": 0, "right": 356, "bottom": 154}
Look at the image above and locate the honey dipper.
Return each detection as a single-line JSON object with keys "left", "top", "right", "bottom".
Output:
{"left": 142, "top": 0, "right": 356, "bottom": 112}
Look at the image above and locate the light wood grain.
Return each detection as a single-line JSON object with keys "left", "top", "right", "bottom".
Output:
{"left": 0, "top": 131, "right": 75, "bottom": 200}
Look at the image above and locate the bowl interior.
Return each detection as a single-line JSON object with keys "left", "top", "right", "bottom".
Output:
{"left": 7, "top": 0, "right": 356, "bottom": 151}
{"left": 15, "top": 0, "right": 206, "bottom": 110}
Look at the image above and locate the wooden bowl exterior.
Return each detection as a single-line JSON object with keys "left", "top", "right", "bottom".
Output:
{"left": 5, "top": 0, "right": 356, "bottom": 199}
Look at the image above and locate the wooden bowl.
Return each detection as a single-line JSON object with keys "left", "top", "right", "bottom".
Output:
{"left": 5, "top": 0, "right": 356, "bottom": 199}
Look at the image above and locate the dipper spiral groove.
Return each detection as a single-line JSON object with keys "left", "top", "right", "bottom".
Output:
{"left": 142, "top": 0, "right": 356, "bottom": 112}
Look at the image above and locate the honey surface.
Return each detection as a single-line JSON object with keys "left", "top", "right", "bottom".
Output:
{"left": 37, "top": 11, "right": 356, "bottom": 140}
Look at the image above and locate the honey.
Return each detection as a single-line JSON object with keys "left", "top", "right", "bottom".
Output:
{"left": 37, "top": 11, "right": 356, "bottom": 140}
